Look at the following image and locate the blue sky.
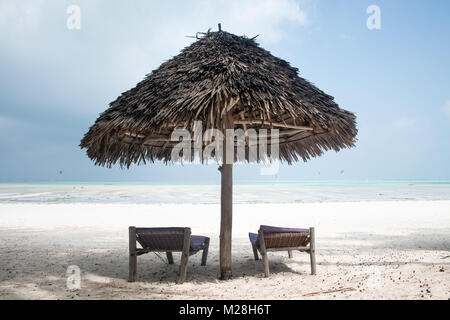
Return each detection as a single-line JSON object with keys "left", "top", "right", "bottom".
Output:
{"left": 0, "top": 0, "right": 449, "bottom": 183}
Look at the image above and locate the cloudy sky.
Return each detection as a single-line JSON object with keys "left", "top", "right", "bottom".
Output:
{"left": 0, "top": 0, "right": 449, "bottom": 183}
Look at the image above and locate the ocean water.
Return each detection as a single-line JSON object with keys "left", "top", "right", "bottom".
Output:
{"left": 0, "top": 180, "right": 449, "bottom": 204}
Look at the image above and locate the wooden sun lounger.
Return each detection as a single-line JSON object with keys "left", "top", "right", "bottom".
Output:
{"left": 249, "top": 225, "right": 316, "bottom": 277}
{"left": 128, "top": 227, "right": 210, "bottom": 284}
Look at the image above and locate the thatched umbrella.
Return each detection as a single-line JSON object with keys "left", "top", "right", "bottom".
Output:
{"left": 80, "top": 26, "right": 357, "bottom": 280}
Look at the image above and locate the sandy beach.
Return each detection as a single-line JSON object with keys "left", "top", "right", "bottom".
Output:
{"left": 0, "top": 200, "right": 449, "bottom": 300}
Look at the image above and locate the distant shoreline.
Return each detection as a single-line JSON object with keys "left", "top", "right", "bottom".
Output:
{"left": 1, "top": 179, "right": 450, "bottom": 186}
{"left": 0, "top": 181, "right": 449, "bottom": 205}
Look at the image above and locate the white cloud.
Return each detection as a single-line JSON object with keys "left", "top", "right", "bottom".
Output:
{"left": 0, "top": 0, "right": 311, "bottom": 116}
{"left": 393, "top": 117, "right": 416, "bottom": 128}
{"left": 148, "top": 0, "right": 309, "bottom": 46}
{"left": 443, "top": 100, "right": 450, "bottom": 117}
{"left": 220, "top": 0, "right": 308, "bottom": 43}
{"left": 0, "top": 0, "right": 309, "bottom": 59}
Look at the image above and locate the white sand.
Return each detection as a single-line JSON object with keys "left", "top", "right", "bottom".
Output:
{"left": 0, "top": 201, "right": 449, "bottom": 299}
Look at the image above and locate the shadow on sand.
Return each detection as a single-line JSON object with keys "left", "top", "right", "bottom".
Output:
{"left": 0, "top": 227, "right": 448, "bottom": 299}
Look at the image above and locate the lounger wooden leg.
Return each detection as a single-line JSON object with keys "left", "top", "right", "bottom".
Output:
{"left": 288, "top": 250, "right": 293, "bottom": 259}
{"left": 258, "top": 230, "right": 269, "bottom": 277}
{"left": 177, "top": 228, "right": 191, "bottom": 284}
{"left": 166, "top": 252, "right": 174, "bottom": 264}
{"left": 309, "top": 227, "right": 316, "bottom": 275}
{"left": 252, "top": 245, "right": 259, "bottom": 260}
{"left": 262, "top": 251, "right": 269, "bottom": 277}
{"left": 128, "top": 226, "right": 137, "bottom": 282}
{"left": 201, "top": 237, "right": 210, "bottom": 266}
{"left": 178, "top": 254, "right": 189, "bottom": 284}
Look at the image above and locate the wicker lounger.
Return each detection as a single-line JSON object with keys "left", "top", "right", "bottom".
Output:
{"left": 128, "top": 227, "right": 210, "bottom": 284}
{"left": 249, "top": 225, "right": 316, "bottom": 277}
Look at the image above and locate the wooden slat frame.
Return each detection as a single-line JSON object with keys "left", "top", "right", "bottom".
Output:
{"left": 128, "top": 226, "right": 210, "bottom": 284}
{"left": 177, "top": 227, "right": 191, "bottom": 284}
{"left": 128, "top": 226, "right": 137, "bottom": 282}
{"left": 254, "top": 227, "right": 317, "bottom": 277}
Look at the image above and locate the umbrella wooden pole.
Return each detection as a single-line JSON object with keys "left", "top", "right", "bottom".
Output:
{"left": 219, "top": 162, "right": 233, "bottom": 280}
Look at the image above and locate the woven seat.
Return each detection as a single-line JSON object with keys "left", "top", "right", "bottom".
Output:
{"left": 135, "top": 227, "right": 208, "bottom": 252}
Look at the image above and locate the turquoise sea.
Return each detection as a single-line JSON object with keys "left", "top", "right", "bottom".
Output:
{"left": 0, "top": 180, "right": 449, "bottom": 204}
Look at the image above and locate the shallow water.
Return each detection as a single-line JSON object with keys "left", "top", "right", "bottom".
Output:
{"left": 0, "top": 180, "right": 449, "bottom": 204}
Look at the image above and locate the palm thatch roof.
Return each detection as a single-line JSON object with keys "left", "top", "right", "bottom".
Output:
{"left": 80, "top": 30, "right": 357, "bottom": 167}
